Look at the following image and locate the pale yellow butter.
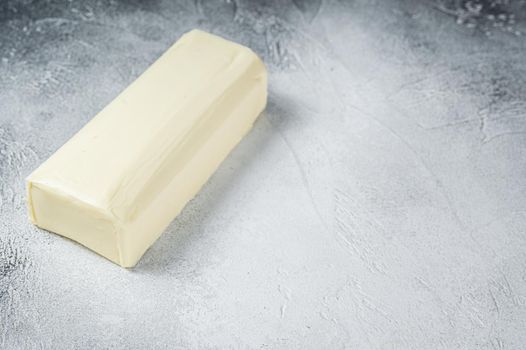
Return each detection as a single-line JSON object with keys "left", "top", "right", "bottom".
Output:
{"left": 26, "top": 30, "right": 268, "bottom": 267}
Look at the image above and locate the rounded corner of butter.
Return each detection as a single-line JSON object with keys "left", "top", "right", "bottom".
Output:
{"left": 244, "top": 48, "right": 268, "bottom": 77}
{"left": 181, "top": 28, "right": 206, "bottom": 41}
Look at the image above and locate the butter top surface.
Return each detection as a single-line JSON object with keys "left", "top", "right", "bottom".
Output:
{"left": 27, "top": 30, "right": 265, "bottom": 219}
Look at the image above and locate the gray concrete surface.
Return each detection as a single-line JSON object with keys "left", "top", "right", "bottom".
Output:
{"left": 1, "top": 0, "right": 526, "bottom": 349}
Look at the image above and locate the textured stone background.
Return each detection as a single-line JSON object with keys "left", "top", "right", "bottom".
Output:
{"left": 1, "top": 0, "right": 526, "bottom": 349}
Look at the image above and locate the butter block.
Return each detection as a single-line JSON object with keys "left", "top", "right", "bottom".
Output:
{"left": 26, "top": 30, "right": 267, "bottom": 267}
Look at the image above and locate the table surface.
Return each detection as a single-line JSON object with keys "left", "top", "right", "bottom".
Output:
{"left": 1, "top": 0, "right": 526, "bottom": 349}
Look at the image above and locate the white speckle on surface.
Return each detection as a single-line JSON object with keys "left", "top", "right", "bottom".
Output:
{"left": 1, "top": 0, "right": 526, "bottom": 349}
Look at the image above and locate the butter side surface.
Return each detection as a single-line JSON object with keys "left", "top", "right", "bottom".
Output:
{"left": 26, "top": 29, "right": 268, "bottom": 267}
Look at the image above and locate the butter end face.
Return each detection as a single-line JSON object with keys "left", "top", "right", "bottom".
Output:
{"left": 28, "top": 181, "right": 122, "bottom": 265}
{"left": 26, "top": 180, "right": 37, "bottom": 225}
